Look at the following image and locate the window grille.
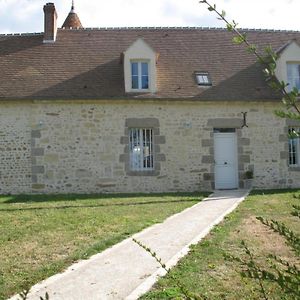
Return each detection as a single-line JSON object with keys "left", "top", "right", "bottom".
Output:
{"left": 129, "top": 128, "right": 154, "bottom": 170}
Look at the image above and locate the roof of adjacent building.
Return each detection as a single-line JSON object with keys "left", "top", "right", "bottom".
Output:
{"left": 62, "top": 2, "right": 83, "bottom": 29}
{"left": 0, "top": 27, "right": 299, "bottom": 101}
{"left": 62, "top": 13, "right": 83, "bottom": 29}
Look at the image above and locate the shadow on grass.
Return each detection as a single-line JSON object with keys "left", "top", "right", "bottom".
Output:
{"left": 2, "top": 192, "right": 208, "bottom": 204}
{"left": 250, "top": 189, "right": 300, "bottom": 196}
{"left": 0, "top": 198, "right": 204, "bottom": 212}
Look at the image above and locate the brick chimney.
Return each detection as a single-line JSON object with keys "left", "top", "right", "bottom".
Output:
{"left": 43, "top": 3, "right": 58, "bottom": 43}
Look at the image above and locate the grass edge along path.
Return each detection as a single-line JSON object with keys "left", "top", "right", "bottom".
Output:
{"left": 141, "top": 189, "right": 300, "bottom": 300}
{"left": 0, "top": 192, "right": 208, "bottom": 300}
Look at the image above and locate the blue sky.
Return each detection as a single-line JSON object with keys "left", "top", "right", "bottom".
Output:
{"left": 0, "top": 0, "right": 299, "bottom": 34}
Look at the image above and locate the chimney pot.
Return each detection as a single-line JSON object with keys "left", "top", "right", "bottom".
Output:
{"left": 43, "top": 2, "right": 58, "bottom": 43}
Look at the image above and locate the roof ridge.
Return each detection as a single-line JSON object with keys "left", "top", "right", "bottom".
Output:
{"left": 1, "top": 27, "right": 300, "bottom": 36}
{"left": 0, "top": 32, "right": 43, "bottom": 37}
{"left": 57, "top": 26, "right": 300, "bottom": 33}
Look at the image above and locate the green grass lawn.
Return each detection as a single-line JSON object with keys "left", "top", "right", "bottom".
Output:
{"left": 142, "top": 190, "right": 300, "bottom": 300}
{"left": 0, "top": 192, "right": 207, "bottom": 300}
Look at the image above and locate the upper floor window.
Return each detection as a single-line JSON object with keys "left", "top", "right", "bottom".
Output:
{"left": 123, "top": 38, "right": 157, "bottom": 93}
{"left": 131, "top": 61, "right": 149, "bottom": 90}
{"left": 287, "top": 63, "right": 300, "bottom": 91}
{"left": 288, "top": 127, "right": 300, "bottom": 166}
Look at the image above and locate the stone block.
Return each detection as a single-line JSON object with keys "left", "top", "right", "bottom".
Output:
{"left": 240, "top": 138, "right": 250, "bottom": 146}
{"left": 153, "top": 128, "right": 160, "bottom": 135}
{"left": 239, "top": 155, "right": 250, "bottom": 163}
{"left": 32, "top": 184, "right": 45, "bottom": 190}
{"left": 203, "top": 173, "right": 212, "bottom": 180}
{"left": 154, "top": 136, "right": 166, "bottom": 144}
{"left": 45, "top": 170, "right": 54, "bottom": 180}
{"left": 32, "top": 165, "right": 45, "bottom": 174}
{"left": 154, "top": 162, "right": 161, "bottom": 171}
{"left": 207, "top": 118, "right": 243, "bottom": 128}
{"left": 31, "top": 130, "right": 41, "bottom": 138}
{"left": 31, "top": 175, "right": 38, "bottom": 183}
{"left": 44, "top": 154, "right": 59, "bottom": 163}
{"left": 202, "top": 155, "right": 214, "bottom": 163}
{"left": 119, "top": 154, "right": 127, "bottom": 163}
{"left": 125, "top": 118, "right": 159, "bottom": 128}
{"left": 75, "top": 169, "right": 92, "bottom": 178}
{"left": 201, "top": 139, "right": 212, "bottom": 147}
{"left": 154, "top": 145, "right": 161, "bottom": 153}
{"left": 279, "top": 134, "right": 287, "bottom": 142}
{"left": 120, "top": 136, "right": 129, "bottom": 144}
{"left": 155, "top": 153, "right": 166, "bottom": 162}
{"left": 32, "top": 148, "right": 44, "bottom": 156}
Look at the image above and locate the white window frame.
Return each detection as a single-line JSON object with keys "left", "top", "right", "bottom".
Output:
{"left": 129, "top": 128, "right": 154, "bottom": 171}
{"left": 287, "top": 63, "right": 300, "bottom": 91}
{"left": 130, "top": 60, "right": 150, "bottom": 91}
{"left": 288, "top": 127, "right": 300, "bottom": 166}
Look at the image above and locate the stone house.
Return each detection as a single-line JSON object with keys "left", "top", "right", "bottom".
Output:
{"left": 0, "top": 2, "right": 300, "bottom": 194}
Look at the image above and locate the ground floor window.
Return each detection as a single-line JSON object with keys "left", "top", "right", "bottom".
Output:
{"left": 129, "top": 128, "right": 153, "bottom": 171}
{"left": 289, "top": 127, "right": 300, "bottom": 166}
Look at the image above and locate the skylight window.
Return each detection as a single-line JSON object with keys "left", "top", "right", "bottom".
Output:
{"left": 195, "top": 72, "right": 212, "bottom": 86}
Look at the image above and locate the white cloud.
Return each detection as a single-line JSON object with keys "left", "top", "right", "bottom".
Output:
{"left": 0, "top": 0, "right": 299, "bottom": 34}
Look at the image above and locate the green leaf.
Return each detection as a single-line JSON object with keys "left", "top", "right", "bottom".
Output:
{"left": 265, "top": 45, "right": 273, "bottom": 55}
{"left": 247, "top": 44, "right": 257, "bottom": 53}
{"left": 292, "top": 87, "right": 299, "bottom": 95}
{"left": 269, "top": 62, "right": 276, "bottom": 71}
{"left": 232, "top": 36, "right": 244, "bottom": 45}
{"left": 226, "top": 24, "right": 233, "bottom": 32}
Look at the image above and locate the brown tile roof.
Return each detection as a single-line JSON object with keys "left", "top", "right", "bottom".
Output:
{"left": 62, "top": 12, "right": 83, "bottom": 29}
{"left": 0, "top": 27, "right": 299, "bottom": 101}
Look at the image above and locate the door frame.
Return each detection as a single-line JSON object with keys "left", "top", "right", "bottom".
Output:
{"left": 213, "top": 130, "right": 239, "bottom": 190}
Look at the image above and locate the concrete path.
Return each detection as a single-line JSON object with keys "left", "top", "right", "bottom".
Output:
{"left": 11, "top": 189, "right": 249, "bottom": 300}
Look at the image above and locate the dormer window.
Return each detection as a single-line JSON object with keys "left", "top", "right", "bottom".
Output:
{"left": 131, "top": 61, "right": 149, "bottom": 90}
{"left": 287, "top": 63, "right": 300, "bottom": 91}
{"left": 123, "top": 39, "right": 157, "bottom": 93}
{"left": 195, "top": 72, "right": 212, "bottom": 86}
{"left": 275, "top": 41, "right": 300, "bottom": 92}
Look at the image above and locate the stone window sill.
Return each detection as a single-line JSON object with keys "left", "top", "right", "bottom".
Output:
{"left": 126, "top": 170, "right": 159, "bottom": 176}
{"left": 289, "top": 166, "right": 300, "bottom": 172}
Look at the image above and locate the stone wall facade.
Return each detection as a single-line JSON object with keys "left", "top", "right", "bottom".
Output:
{"left": 0, "top": 100, "right": 299, "bottom": 194}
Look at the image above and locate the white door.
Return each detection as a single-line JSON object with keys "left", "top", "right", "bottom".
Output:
{"left": 214, "top": 132, "right": 238, "bottom": 189}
